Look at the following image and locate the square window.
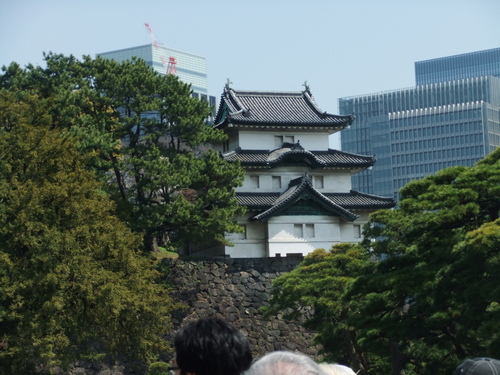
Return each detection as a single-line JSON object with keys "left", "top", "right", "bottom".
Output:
{"left": 226, "top": 225, "right": 246, "bottom": 240}
{"left": 249, "top": 175, "right": 260, "bottom": 188}
{"left": 313, "top": 176, "right": 324, "bottom": 189}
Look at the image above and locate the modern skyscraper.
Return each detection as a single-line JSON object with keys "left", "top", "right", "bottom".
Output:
{"left": 339, "top": 48, "right": 500, "bottom": 200}
{"left": 98, "top": 44, "right": 216, "bottom": 108}
{"left": 415, "top": 47, "right": 500, "bottom": 85}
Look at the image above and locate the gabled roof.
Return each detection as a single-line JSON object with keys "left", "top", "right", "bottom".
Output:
{"left": 214, "top": 84, "right": 355, "bottom": 130}
{"left": 249, "top": 174, "right": 359, "bottom": 222}
{"left": 237, "top": 186, "right": 395, "bottom": 216}
{"left": 222, "top": 143, "right": 375, "bottom": 170}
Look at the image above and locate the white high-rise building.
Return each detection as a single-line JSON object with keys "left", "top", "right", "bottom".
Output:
{"left": 98, "top": 44, "right": 215, "bottom": 107}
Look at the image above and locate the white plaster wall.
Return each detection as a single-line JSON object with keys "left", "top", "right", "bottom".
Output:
{"left": 339, "top": 212, "right": 372, "bottom": 244}
{"left": 238, "top": 168, "right": 353, "bottom": 193}
{"left": 225, "top": 215, "right": 267, "bottom": 258}
{"left": 323, "top": 173, "right": 353, "bottom": 193}
{"left": 225, "top": 243, "right": 266, "bottom": 258}
{"left": 223, "top": 211, "right": 377, "bottom": 258}
{"left": 267, "top": 215, "right": 342, "bottom": 257}
{"left": 238, "top": 130, "right": 329, "bottom": 150}
{"left": 239, "top": 168, "right": 310, "bottom": 192}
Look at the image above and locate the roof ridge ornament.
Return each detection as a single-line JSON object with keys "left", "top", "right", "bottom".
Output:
{"left": 302, "top": 81, "right": 311, "bottom": 95}
{"left": 225, "top": 78, "right": 233, "bottom": 91}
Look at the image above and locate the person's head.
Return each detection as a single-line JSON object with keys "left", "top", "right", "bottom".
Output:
{"left": 247, "top": 351, "right": 324, "bottom": 375}
{"left": 454, "top": 358, "right": 500, "bottom": 375}
{"left": 174, "top": 318, "right": 252, "bottom": 375}
{"left": 319, "top": 363, "right": 356, "bottom": 375}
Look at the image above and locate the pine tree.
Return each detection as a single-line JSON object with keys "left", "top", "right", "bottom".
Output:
{"left": 1, "top": 54, "right": 245, "bottom": 252}
{"left": 0, "top": 90, "right": 178, "bottom": 373}
{"left": 264, "top": 149, "right": 500, "bottom": 375}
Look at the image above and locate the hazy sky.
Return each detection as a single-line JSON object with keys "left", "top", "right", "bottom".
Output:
{"left": 1, "top": 0, "right": 499, "bottom": 113}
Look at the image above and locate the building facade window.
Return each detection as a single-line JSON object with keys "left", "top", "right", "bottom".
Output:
{"left": 249, "top": 175, "right": 260, "bottom": 188}
{"left": 294, "top": 223, "right": 315, "bottom": 238}
{"left": 272, "top": 176, "right": 282, "bottom": 189}
{"left": 313, "top": 175, "right": 324, "bottom": 189}
{"left": 274, "top": 136, "right": 283, "bottom": 147}
{"left": 226, "top": 225, "right": 246, "bottom": 240}
{"left": 275, "top": 135, "right": 295, "bottom": 147}
{"left": 293, "top": 224, "right": 303, "bottom": 238}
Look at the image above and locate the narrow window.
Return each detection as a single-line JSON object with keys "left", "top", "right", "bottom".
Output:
{"left": 274, "top": 136, "right": 283, "bottom": 147}
{"left": 305, "top": 224, "right": 315, "bottom": 238}
{"left": 272, "top": 176, "right": 282, "bottom": 189}
{"left": 353, "top": 224, "right": 362, "bottom": 238}
{"left": 293, "top": 224, "right": 303, "bottom": 238}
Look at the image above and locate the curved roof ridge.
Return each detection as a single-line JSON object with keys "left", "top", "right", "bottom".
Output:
{"left": 276, "top": 150, "right": 325, "bottom": 167}
{"left": 231, "top": 90, "right": 303, "bottom": 96}
{"left": 303, "top": 90, "right": 328, "bottom": 118}
{"left": 214, "top": 86, "right": 355, "bottom": 129}
{"left": 222, "top": 148, "right": 375, "bottom": 170}
{"left": 226, "top": 87, "right": 248, "bottom": 114}
{"left": 252, "top": 174, "right": 358, "bottom": 222}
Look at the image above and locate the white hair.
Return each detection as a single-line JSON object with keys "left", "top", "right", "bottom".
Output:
{"left": 247, "top": 351, "right": 325, "bottom": 375}
{"left": 318, "top": 363, "right": 356, "bottom": 375}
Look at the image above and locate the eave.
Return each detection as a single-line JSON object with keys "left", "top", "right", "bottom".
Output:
{"left": 250, "top": 174, "right": 359, "bottom": 222}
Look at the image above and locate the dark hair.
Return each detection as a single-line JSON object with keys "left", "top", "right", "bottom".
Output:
{"left": 174, "top": 318, "right": 253, "bottom": 375}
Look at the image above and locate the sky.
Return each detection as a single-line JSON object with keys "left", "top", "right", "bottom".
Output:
{"left": 1, "top": 0, "right": 499, "bottom": 118}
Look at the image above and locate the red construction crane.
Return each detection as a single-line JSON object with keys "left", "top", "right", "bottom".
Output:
{"left": 144, "top": 23, "right": 177, "bottom": 75}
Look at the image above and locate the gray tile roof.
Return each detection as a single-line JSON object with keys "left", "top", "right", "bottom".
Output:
{"left": 223, "top": 144, "right": 375, "bottom": 169}
{"left": 324, "top": 191, "right": 396, "bottom": 210}
{"left": 237, "top": 187, "right": 395, "bottom": 213}
{"left": 244, "top": 174, "right": 361, "bottom": 222}
{"left": 214, "top": 86, "right": 355, "bottom": 129}
{"left": 236, "top": 192, "right": 281, "bottom": 208}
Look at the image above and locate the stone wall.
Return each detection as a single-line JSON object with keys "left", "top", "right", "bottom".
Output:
{"left": 166, "top": 257, "right": 318, "bottom": 358}
{"left": 67, "top": 256, "right": 318, "bottom": 374}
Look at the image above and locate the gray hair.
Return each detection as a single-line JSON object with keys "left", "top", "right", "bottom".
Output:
{"left": 246, "top": 351, "right": 325, "bottom": 375}
{"left": 318, "top": 363, "right": 356, "bottom": 375}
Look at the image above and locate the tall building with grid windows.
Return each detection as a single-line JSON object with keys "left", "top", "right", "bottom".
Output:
{"left": 415, "top": 47, "right": 500, "bottom": 85}
{"left": 97, "top": 44, "right": 216, "bottom": 108}
{"left": 339, "top": 48, "right": 500, "bottom": 200}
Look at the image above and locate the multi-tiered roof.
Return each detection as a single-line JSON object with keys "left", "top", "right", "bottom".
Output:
{"left": 215, "top": 85, "right": 395, "bottom": 222}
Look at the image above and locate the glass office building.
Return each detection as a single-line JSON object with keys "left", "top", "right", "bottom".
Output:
{"left": 98, "top": 44, "right": 216, "bottom": 108}
{"left": 415, "top": 47, "right": 500, "bottom": 85}
{"left": 340, "top": 48, "right": 500, "bottom": 200}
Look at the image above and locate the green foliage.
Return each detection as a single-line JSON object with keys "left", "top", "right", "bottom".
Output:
{"left": 1, "top": 53, "right": 245, "bottom": 252}
{"left": 0, "top": 91, "right": 178, "bottom": 373}
{"left": 265, "top": 149, "right": 500, "bottom": 375}
{"left": 147, "top": 361, "right": 170, "bottom": 375}
{"left": 262, "top": 244, "right": 374, "bottom": 371}
{"left": 355, "top": 148, "right": 500, "bottom": 374}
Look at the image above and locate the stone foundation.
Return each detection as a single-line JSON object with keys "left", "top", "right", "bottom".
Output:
{"left": 66, "top": 256, "right": 318, "bottom": 374}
